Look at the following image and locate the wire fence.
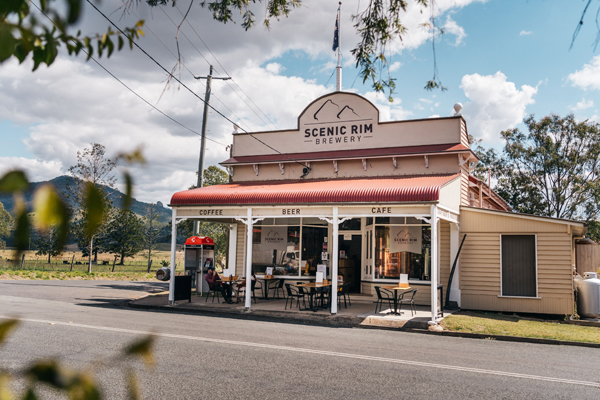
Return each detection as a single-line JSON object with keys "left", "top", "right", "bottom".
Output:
{"left": 0, "top": 256, "right": 183, "bottom": 273}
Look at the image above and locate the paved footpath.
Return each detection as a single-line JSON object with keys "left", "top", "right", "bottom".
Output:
{"left": 1, "top": 280, "right": 599, "bottom": 399}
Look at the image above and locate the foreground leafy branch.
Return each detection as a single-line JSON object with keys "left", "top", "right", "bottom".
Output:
{"left": 0, "top": 0, "right": 144, "bottom": 70}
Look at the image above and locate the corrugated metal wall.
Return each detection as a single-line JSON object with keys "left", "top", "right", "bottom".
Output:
{"left": 460, "top": 209, "right": 574, "bottom": 315}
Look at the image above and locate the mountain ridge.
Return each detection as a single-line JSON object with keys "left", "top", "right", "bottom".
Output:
{"left": 0, "top": 175, "right": 172, "bottom": 224}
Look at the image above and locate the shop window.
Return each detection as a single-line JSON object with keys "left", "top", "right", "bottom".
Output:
{"left": 301, "top": 226, "right": 327, "bottom": 276}
{"left": 501, "top": 235, "right": 536, "bottom": 297}
{"left": 252, "top": 225, "right": 300, "bottom": 276}
{"left": 374, "top": 225, "right": 431, "bottom": 281}
{"left": 339, "top": 218, "right": 361, "bottom": 231}
{"left": 302, "top": 217, "right": 328, "bottom": 226}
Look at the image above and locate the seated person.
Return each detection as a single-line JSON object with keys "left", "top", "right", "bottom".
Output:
{"left": 205, "top": 266, "right": 233, "bottom": 303}
{"left": 233, "top": 275, "right": 256, "bottom": 303}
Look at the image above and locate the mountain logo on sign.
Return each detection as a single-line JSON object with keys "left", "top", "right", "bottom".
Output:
{"left": 336, "top": 105, "right": 359, "bottom": 119}
{"left": 313, "top": 100, "right": 361, "bottom": 121}
{"left": 313, "top": 99, "right": 339, "bottom": 120}
{"left": 396, "top": 230, "right": 413, "bottom": 238}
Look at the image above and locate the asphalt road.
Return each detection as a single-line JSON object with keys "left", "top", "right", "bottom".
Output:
{"left": 1, "top": 280, "right": 599, "bottom": 399}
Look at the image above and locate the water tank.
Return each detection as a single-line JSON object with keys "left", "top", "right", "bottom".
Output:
{"left": 576, "top": 272, "right": 600, "bottom": 318}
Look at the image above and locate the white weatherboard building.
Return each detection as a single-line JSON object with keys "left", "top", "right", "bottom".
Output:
{"left": 168, "top": 92, "right": 586, "bottom": 323}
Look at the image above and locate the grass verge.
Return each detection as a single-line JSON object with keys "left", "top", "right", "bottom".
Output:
{"left": 0, "top": 269, "right": 156, "bottom": 281}
{"left": 441, "top": 311, "right": 600, "bottom": 344}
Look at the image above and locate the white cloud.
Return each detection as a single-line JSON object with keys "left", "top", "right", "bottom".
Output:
{"left": 567, "top": 55, "right": 600, "bottom": 90}
{"left": 0, "top": 57, "right": 328, "bottom": 203}
{"left": 519, "top": 30, "right": 533, "bottom": 36}
{"left": 0, "top": 158, "right": 64, "bottom": 183}
{"left": 384, "top": 0, "right": 484, "bottom": 53}
{"left": 363, "top": 91, "right": 411, "bottom": 122}
{"left": 569, "top": 98, "right": 594, "bottom": 111}
{"left": 460, "top": 72, "right": 537, "bottom": 141}
{"left": 443, "top": 16, "right": 466, "bottom": 46}
{"left": 265, "top": 63, "right": 285, "bottom": 74}
{"left": 389, "top": 62, "right": 403, "bottom": 72}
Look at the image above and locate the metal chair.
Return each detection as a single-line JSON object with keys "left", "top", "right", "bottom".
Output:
{"left": 398, "top": 288, "right": 418, "bottom": 316}
{"left": 374, "top": 286, "right": 393, "bottom": 313}
{"left": 337, "top": 282, "right": 352, "bottom": 309}
{"left": 237, "top": 279, "right": 260, "bottom": 304}
{"left": 268, "top": 279, "right": 285, "bottom": 299}
{"left": 205, "top": 280, "right": 221, "bottom": 303}
{"left": 284, "top": 284, "right": 306, "bottom": 310}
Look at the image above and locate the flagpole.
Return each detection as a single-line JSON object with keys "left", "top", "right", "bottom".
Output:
{"left": 336, "top": 2, "right": 342, "bottom": 91}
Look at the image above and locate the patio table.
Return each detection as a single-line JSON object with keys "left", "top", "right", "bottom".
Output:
{"left": 258, "top": 277, "right": 280, "bottom": 300}
{"left": 296, "top": 282, "right": 334, "bottom": 312}
{"left": 381, "top": 286, "right": 412, "bottom": 315}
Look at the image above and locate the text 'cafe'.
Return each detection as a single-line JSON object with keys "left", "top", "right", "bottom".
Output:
{"left": 168, "top": 92, "right": 585, "bottom": 323}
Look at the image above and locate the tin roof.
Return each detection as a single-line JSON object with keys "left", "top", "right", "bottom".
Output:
{"left": 221, "top": 143, "right": 472, "bottom": 165}
{"left": 170, "top": 174, "right": 460, "bottom": 206}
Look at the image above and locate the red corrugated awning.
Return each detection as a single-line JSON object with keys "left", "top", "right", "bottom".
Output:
{"left": 170, "top": 174, "right": 460, "bottom": 206}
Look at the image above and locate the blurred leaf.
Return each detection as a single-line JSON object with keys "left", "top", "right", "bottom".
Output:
{"left": 68, "top": 373, "right": 101, "bottom": 400}
{"left": 0, "top": 0, "right": 27, "bottom": 15}
{"left": 124, "top": 335, "right": 154, "bottom": 366}
{"left": 84, "top": 183, "right": 105, "bottom": 238}
{"left": 66, "top": 0, "right": 82, "bottom": 24}
{"left": 0, "top": 320, "right": 18, "bottom": 346}
{"left": 0, "top": 170, "right": 28, "bottom": 193}
{"left": 0, "top": 372, "right": 14, "bottom": 400}
{"left": 13, "top": 198, "right": 31, "bottom": 260}
{"left": 26, "top": 360, "right": 69, "bottom": 389}
{"left": 117, "top": 148, "right": 146, "bottom": 165}
{"left": 126, "top": 370, "right": 140, "bottom": 400}
{"left": 32, "top": 185, "right": 70, "bottom": 249}
{"left": 123, "top": 172, "right": 133, "bottom": 210}
{"left": 20, "top": 387, "right": 36, "bottom": 400}
{"left": 33, "top": 185, "right": 65, "bottom": 228}
{"left": 0, "top": 24, "right": 16, "bottom": 62}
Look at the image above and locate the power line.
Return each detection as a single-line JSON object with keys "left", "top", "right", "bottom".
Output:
{"left": 31, "top": 1, "right": 227, "bottom": 148}
{"left": 120, "top": 0, "right": 253, "bottom": 132}
{"left": 162, "top": 4, "right": 276, "bottom": 130}
{"left": 86, "top": 0, "right": 310, "bottom": 170}
{"left": 173, "top": 3, "right": 280, "bottom": 130}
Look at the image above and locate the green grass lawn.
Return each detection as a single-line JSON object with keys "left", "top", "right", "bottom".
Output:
{"left": 442, "top": 311, "right": 600, "bottom": 344}
{"left": 0, "top": 269, "right": 157, "bottom": 281}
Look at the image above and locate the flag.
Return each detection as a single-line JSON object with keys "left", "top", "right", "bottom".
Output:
{"left": 332, "top": 10, "right": 339, "bottom": 52}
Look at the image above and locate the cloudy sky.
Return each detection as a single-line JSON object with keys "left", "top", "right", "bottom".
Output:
{"left": 1, "top": 0, "right": 599, "bottom": 205}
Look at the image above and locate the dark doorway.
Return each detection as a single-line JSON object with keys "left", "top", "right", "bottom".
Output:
{"left": 338, "top": 234, "right": 362, "bottom": 293}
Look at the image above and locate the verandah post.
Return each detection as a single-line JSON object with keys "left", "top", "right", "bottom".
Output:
{"left": 430, "top": 204, "right": 439, "bottom": 324}
{"left": 331, "top": 206, "right": 339, "bottom": 314}
{"left": 169, "top": 208, "right": 177, "bottom": 304}
{"left": 245, "top": 208, "right": 253, "bottom": 309}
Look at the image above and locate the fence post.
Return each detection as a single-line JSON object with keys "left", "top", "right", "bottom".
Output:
{"left": 112, "top": 255, "right": 117, "bottom": 272}
{"left": 147, "top": 259, "right": 153, "bottom": 273}
{"left": 20, "top": 254, "right": 25, "bottom": 270}
{"left": 70, "top": 254, "right": 75, "bottom": 272}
